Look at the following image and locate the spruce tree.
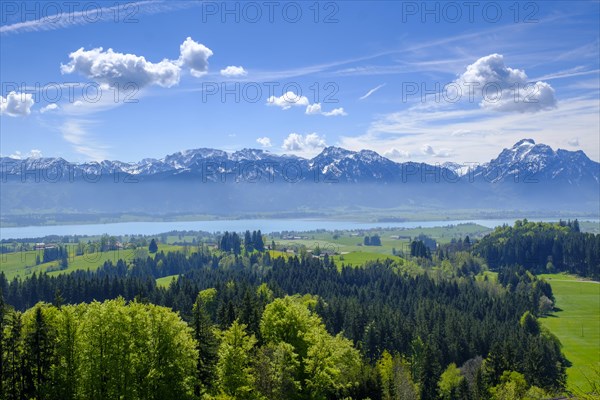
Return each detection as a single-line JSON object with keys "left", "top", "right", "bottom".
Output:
{"left": 148, "top": 239, "right": 158, "bottom": 254}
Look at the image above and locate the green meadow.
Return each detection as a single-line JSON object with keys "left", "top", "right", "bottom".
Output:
{"left": 272, "top": 223, "right": 491, "bottom": 256}
{"left": 332, "top": 251, "right": 403, "bottom": 267}
{"left": 156, "top": 274, "right": 180, "bottom": 288}
{"left": 1, "top": 244, "right": 184, "bottom": 281}
{"left": 539, "top": 273, "right": 600, "bottom": 392}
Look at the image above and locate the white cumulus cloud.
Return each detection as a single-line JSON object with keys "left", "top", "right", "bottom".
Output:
{"left": 1, "top": 92, "right": 34, "bottom": 116}
{"left": 178, "top": 37, "right": 213, "bottom": 77}
{"left": 60, "top": 37, "right": 212, "bottom": 87}
{"left": 256, "top": 137, "right": 272, "bottom": 147}
{"left": 61, "top": 47, "right": 181, "bottom": 87}
{"left": 456, "top": 54, "right": 557, "bottom": 113}
{"left": 282, "top": 133, "right": 327, "bottom": 154}
{"left": 421, "top": 144, "right": 453, "bottom": 158}
{"left": 40, "top": 103, "right": 59, "bottom": 114}
{"left": 322, "top": 107, "right": 347, "bottom": 117}
{"left": 305, "top": 103, "right": 322, "bottom": 115}
{"left": 305, "top": 103, "right": 347, "bottom": 116}
{"left": 220, "top": 66, "right": 247, "bottom": 77}
{"left": 266, "top": 91, "right": 310, "bottom": 110}
{"left": 568, "top": 137, "right": 579, "bottom": 147}
{"left": 384, "top": 148, "right": 410, "bottom": 159}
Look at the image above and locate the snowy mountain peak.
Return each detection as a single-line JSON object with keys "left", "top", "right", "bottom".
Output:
{"left": 316, "top": 146, "right": 355, "bottom": 159}
{"left": 230, "top": 148, "right": 268, "bottom": 161}
{"left": 513, "top": 138, "right": 536, "bottom": 147}
{"left": 1, "top": 140, "right": 597, "bottom": 186}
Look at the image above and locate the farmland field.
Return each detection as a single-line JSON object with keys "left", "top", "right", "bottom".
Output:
{"left": 539, "top": 273, "right": 600, "bottom": 392}
{"left": 1, "top": 244, "right": 184, "bottom": 281}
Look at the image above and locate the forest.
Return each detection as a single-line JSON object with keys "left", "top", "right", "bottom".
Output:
{"left": 0, "top": 223, "right": 597, "bottom": 399}
{"left": 474, "top": 219, "right": 600, "bottom": 279}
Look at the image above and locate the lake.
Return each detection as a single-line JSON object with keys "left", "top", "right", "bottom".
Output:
{"left": 1, "top": 218, "right": 598, "bottom": 240}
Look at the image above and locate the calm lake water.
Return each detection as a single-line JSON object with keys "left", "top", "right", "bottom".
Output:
{"left": 1, "top": 218, "right": 598, "bottom": 240}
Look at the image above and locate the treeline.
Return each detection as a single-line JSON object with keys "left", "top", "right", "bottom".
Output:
{"left": 363, "top": 235, "right": 381, "bottom": 246}
{"left": 474, "top": 219, "right": 600, "bottom": 279}
{"left": 219, "top": 230, "right": 265, "bottom": 255}
{"left": 1, "top": 249, "right": 567, "bottom": 399}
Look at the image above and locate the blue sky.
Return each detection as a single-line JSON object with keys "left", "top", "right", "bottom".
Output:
{"left": 1, "top": 0, "right": 599, "bottom": 163}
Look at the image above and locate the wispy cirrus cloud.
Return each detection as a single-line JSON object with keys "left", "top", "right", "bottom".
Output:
{"left": 1, "top": 1, "right": 196, "bottom": 35}
{"left": 60, "top": 120, "right": 108, "bottom": 161}
{"left": 339, "top": 96, "right": 600, "bottom": 163}
{"left": 359, "top": 84, "right": 386, "bottom": 100}
{"left": 532, "top": 67, "right": 600, "bottom": 81}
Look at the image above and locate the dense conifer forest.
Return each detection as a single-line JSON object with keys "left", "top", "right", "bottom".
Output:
{"left": 0, "top": 222, "right": 597, "bottom": 399}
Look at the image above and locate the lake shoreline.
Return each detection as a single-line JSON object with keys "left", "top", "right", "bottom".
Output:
{"left": 1, "top": 217, "right": 599, "bottom": 240}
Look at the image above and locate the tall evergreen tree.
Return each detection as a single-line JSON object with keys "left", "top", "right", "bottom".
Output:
{"left": 23, "top": 305, "right": 56, "bottom": 400}
{"left": 148, "top": 239, "right": 158, "bottom": 254}
{"left": 192, "top": 292, "right": 219, "bottom": 395}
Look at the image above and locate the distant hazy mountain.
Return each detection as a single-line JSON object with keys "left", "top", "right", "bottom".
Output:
{"left": 1, "top": 140, "right": 598, "bottom": 219}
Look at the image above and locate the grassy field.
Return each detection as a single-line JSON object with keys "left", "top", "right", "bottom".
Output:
{"left": 1, "top": 244, "right": 184, "bottom": 281}
{"left": 272, "top": 223, "right": 491, "bottom": 258}
{"left": 538, "top": 273, "right": 600, "bottom": 392}
{"left": 156, "top": 274, "right": 180, "bottom": 288}
{"left": 332, "top": 251, "right": 403, "bottom": 267}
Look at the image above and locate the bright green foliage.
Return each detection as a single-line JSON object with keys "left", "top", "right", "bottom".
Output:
{"left": 0, "top": 291, "right": 5, "bottom": 397}
{"left": 377, "top": 351, "right": 394, "bottom": 399}
{"left": 377, "top": 351, "right": 418, "bottom": 400}
{"left": 1, "top": 299, "right": 197, "bottom": 400}
{"left": 538, "top": 275, "right": 599, "bottom": 391}
{"left": 52, "top": 305, "right": 82, "bottom": 400}
{"left": 260, "top": 295, "right": 322, "bottom": 361}
{"left": 489, "top": 370, "right": 549, "bottom": 400}
{"left": 523, "top": 385, "right": 551, "bottom": 399}
{"left": 260, "top": 295, "right": 361, "bottom": 399}
{"left": 254, "top": 342, "right": 301, "bottom": 400}
{"left": 490, "top": 371, "right": 528, "bottom": 400}
{"left": 438, "top": 363, "right": 464, "bottom": 400}
{"left": 216, "top": 320, "right": 257, "bottom": 399}
{"left": 79, "top": 299, "right": 197, "bottom": 400}
{"left": 304, "top": 331, "right": 361, "bottom": 398}
{"left": 520, "top": 311, "right": 540, "bottom": 335}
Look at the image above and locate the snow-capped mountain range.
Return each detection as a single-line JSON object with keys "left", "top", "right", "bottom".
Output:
{"left": 2, "top": 139, "right": 598, "bottom": 185}
{"left": 1, "top": 139, "right": 598, "bottom": 218}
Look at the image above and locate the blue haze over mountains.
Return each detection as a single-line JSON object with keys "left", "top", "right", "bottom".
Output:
{"left": 1, "top": 139, "right": 598, "bottom": 219}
